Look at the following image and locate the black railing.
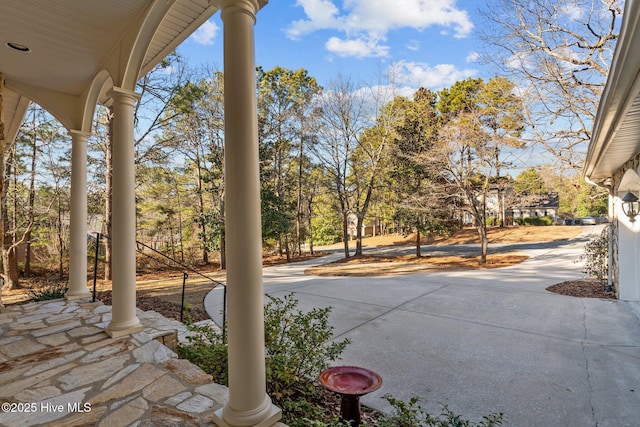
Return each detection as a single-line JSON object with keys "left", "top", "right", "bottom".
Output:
{"left": 91, "top": 232, "right": 226, "bottom": 327}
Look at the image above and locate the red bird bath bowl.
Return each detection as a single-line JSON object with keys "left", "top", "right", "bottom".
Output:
{"left": 319, "top": 366, "right": 383, "bottom": 425}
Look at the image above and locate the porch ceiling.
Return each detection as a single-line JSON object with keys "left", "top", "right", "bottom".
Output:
{"left": 0, "top": 0, "right": 219, "bottom": 140}
{"left": 585, "top": 0, "right": 640, "bottom": 183}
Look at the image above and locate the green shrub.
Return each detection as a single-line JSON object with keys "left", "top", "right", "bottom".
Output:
{"left": 375, "top": 395, "right": 505, "bottom": 427}
{"left": 485, "top": 217, "right": 499, "bottom": 226}
{"left": 264, "top": 293, "right": 350, "bottom": 403}
{"left": 522, "top": 216, "right": 553, "bottom": 226}
{"left": 579, "top": 224, "right": 609, "bottom": 285}
{"left": 28, "top": 281, "right": 68, "bottom": 301}
{"left": 178, "top": 293, "right": 350, "bottom": 426}
{"left": 177, "top": 322, "right": 228, "bottom": 385}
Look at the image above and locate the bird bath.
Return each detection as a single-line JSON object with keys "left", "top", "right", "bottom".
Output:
{"left": 319, "top": 366, "right": 383, "bottom": 425}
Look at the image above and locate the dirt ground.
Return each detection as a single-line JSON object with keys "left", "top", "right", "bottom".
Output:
{"left": 319, "top": 224, "right": 584, "bottom": 249}
{"left": 305, "top": 254, "right": 530, "bottom": 276}
{"left": 2, "top": 225, "right": 610, "bottom": 323}
{"left": 307, "top": 225, "right": 583, "bottom": 276}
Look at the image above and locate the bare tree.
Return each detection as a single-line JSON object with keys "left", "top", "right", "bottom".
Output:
{"left": 438, "top": 77, "right": 524, "bottom": 263}
{"left": 312, "top": 75, "right": 367, "bottom": 258}
{"left": 1, "top": 141, "right": 20, "bottom": 289}
{"left": 349, "top": 82, "right": 401, "bottom": 256}
{"left": 25, "top": 107, "right": 39, "bottom": 276}
{"left": 161, "top": 69, "right": 226, "bottom": 266}
{"left": 0, "top": 75, "right": 4, "bottom": 311}
{"left": 104, "top": 106, "right": 114, "bottom": 280}
{"left": 479, "top": 0, "right": 623, "bottom": 170}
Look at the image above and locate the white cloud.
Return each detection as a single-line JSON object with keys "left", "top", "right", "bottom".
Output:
{"left": 393, "top": 60, "right": 477, "bottom": 89}
{"left": 506, "top": 52, "right": 532, "bottom": 71}
{"left": 287, "top": 0, "right": 474, "bottom": 58}
{"left": 559, "top": 4, "right": 585, "bottom": 20}
{"left": 466, "top": 51, "right": 480, "bottom": 63}
{"left": 191, "top": 20, "right": 219, "bottom": 46}
{"left": 406, "top": 39, "right": 420, "bottom": 51}
{"left": 342, "top": 0, "right": 473, "bottom": 37}
{"left": 288, "top": 0, "right": 342, "bottom": 38}
{"left": 326, "top": 36, "right": 390, "bottom": 58}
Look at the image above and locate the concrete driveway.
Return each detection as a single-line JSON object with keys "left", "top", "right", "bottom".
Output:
{"left": 205, "top": 228, "right": 640, "bottom": 426}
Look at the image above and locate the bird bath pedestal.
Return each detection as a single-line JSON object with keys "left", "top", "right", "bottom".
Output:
{"left": 319, "top": 366, "right": 383, "bottom": 425}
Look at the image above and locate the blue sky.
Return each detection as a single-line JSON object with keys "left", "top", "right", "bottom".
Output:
{"left": 177, "top": 0, "right": 491, "bottom": 92}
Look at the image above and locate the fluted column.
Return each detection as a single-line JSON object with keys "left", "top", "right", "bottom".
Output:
{"left": 66, "top": 130, "right": 92, "bottom": 300}
{"left": 105, "top": 87, "right": 143, "bottom": 337}
{"left": 212, "top": 1, "right": 281, "bottom": 426}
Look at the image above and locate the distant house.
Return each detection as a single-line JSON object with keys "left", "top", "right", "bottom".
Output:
{"left": 460, "top": 188, "right": 559, "bottom": 226}
{"left": 508, "top": 193, "right": 560, "bottom": 223}
{"left": 346, "top": 213, "right": 359, "bottom": 240}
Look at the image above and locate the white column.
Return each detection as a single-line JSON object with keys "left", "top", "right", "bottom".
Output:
{"left": 618, "top": 202, "right": 640, "bottom": 301}
{"left": 213, "top": 1, "right": 281, "bottom": 426}
{"left": 105, "top": 87, "right": 143, "bottom": 337}
{"left": 66, "top": 130, "right": 92, "bottom": 300}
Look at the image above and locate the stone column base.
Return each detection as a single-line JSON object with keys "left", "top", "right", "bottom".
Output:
{"left": 65, "top": 291, "right": 92, "bottom": 301}
{"left": 105, "top": 324, "right": 144, "bottom": 338}
{"left": 212, "top": 404, "right": 282, "bottom": 427}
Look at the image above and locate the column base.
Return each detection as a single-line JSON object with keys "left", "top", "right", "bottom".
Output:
{"left": 105, "top": 320, "right": 144, "bottom": 338}
{"left": 65, "top": 290, "right": 92, "bottom": 301}
{"left": 212, "top": 402, "right": 281, "bottom": 427}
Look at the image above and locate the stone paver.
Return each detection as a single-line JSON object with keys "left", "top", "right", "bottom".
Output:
{"left": 0, "top": 297, "right": 286, "bottom": 426}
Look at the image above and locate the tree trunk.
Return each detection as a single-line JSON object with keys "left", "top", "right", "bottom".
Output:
{"left": 478, "top": 194, "right": 488, "bottom": 265}
{"left": 307, "top": 196, "right": 314, "bottom": 255}
{"left": 1, "top": 251, "right": 18, "bottom": 289}
{"left": 176, "top": 184, "right": 185, "bottom": 263}
{"left": 195, "top": 148, "right": 209, "bottom": 264}
{"left": 495, "top": 146, "right": 505, "bottom": 228}
{"left": 104, "top": 106, "right": 114, "bottom": 281}
{"left": 219, "top": 193, "right": 226, "bottom": 270}
{"left": 355, "top": 214, "right": 364, "bottom": 256}
{"left": 416, "top": 229, "right": 422, "bottom": 258}
{"left": 220, "top": 234, "right": 226, "bottom": 270}
{"left": 57, "top": 193, "right": 64, "bottom": 281}
{"left": 284, "top": 234, "right": 291, "bottom": 263}
{"left": 296, "top": 136, "right": 304, "bottom": 256}
{"left": 1, "top": 144, "right": 19, "bottom": 290}
{"left": 342, "top": 212, "right": 350, "bottom": 259}
{"left": 168, "top": 221, "right": 176, "bottom": 260}
{"left": 11, "top": 160, "right": 18, "bottom": 278}
{"left": 354, "top": 175, "right": 376, "bottom": 257}
{"left": 479, "top": 226, "right": 488, "bottom": 264}
{"left": 25, "top": 109, "right": 37, "bottom": 277}
{"left": 0, "top": 74, "right": 4, "bottom": 310}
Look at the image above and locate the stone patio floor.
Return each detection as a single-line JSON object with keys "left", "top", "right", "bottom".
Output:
{"left": 0, "top": 298, "right": 283, "bottom": 427}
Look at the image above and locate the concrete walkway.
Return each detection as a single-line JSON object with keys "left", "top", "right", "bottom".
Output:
{"left": 206, "top": 228, "right": 640, "bottom": 426}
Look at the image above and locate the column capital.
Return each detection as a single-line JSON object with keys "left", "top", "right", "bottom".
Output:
{"left": 107, "top": 87, "right": 141, "bottom": 107}
{"left": 68, "top": 129, "right": 91, "bottom": 139}
{"left": 214, "top": 0, "right": 265, "bottom": 18}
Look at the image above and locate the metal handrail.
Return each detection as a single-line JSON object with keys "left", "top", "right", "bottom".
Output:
{"left": 91, "top": 232, "right": 226, "bottom": 327}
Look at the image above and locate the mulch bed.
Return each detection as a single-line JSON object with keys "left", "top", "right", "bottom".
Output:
{"left": 306, "top": 254, "right": 530, "bottom": 276}
{"left": 546, "top": 280, "right": 616, "bottom": 299}
{"left": 96, "top": 290, "right": 210, "bottom": 323}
